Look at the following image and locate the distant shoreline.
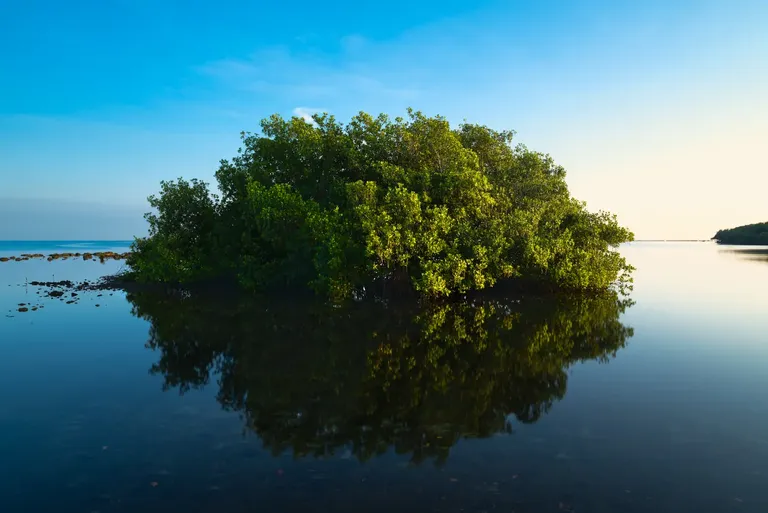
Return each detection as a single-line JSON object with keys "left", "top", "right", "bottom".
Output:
{"left": 712, "top": 222, "right": 768, "bottom": 246}
{"left": 0, "top": 240, "right": 133, "bottom": 242}
{"left": 0, "top": 251, "right": 131, "bottom": 263}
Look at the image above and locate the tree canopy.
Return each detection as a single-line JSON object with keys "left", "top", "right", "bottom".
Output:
{"left": 128, "top": 109, "right": 634, "bottom": 299}
{"left": 713, "top": 222, "right": 768, "bottom": 245}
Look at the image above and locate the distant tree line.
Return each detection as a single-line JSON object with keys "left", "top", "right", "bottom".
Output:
{"left": 127, "top": 109, "right": 634, "bottom": 299}
{"left": 713, "top": 222, "right": 768, "bottom": 245}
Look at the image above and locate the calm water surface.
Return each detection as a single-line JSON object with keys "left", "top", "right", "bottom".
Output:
{"left": 1, "top": 242, "right": 767, "bottom": 513}
{"left": 0, "top": 240, "right": 134, "bottom": 255}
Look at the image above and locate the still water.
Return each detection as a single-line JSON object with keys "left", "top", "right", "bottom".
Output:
{"left": 1, "top": 242, "right": 767, "bottom": 513}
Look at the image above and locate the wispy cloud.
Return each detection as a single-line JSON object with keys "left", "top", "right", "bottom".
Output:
{"left": 196, "top": 43, "right": 422, "bottom": 106}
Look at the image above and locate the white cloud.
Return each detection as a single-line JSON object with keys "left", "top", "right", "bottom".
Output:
{"left": 292, "top": 107, "right": 325, "bottom": 124}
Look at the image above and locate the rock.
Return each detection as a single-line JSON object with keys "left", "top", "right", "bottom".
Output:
{"left": 29, "top": 280, "right": 74, "bottom": 288}
{"left": 0, "top": 257, "right": 9, "bottom": 262}
{"left": 49, "top": 291, "right": 65, "bottom": 297}
{"left": 18, "top": 307, "right": 28, "bottom": 312}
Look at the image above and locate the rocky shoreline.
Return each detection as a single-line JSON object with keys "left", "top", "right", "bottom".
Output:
{"left": 0, "top": 251, "right": 131, "bottom": 263}
{"left": 7, "top": 274, "right": 141, "bottom": 315}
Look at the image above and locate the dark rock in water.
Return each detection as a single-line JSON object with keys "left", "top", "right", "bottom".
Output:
{"left": 18, "top": 303, "right": 26, "bottom": 306}
{"left": 31, "top": 307, "right": 38, "bottom": 311}
{"left": 0, "top": 257, "right": 9, "bottom": 262}
{"left": 29, "top": 280, "right": 74, "bottom": 288}
{"left": 12, "top": 274, "right": 138, "bottom": 307}
{"left": 95, "top": 304, "right": 100, "bottom": 307}
{"left": 18, "top": 307, "right": 28, "bottom": 312}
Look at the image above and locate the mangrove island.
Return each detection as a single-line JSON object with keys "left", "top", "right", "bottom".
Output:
{"left": 127, "top": 110, "right": 634, "bottom": 299}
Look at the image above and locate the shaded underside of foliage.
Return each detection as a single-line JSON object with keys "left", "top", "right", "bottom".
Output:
{"left": 713, "top": 222, "right": 768, "bottom": 245}
{"left": 129, "top": 288, "right": 633, "bottom": 465}
{"left": 128, "top": 109, "right": 634, "bottom": 299}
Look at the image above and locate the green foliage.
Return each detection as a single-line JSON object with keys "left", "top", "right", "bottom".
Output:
{"left": 127, "top": 178, "right": 218, "bottom": 283}
{"left": 130, "top": 109, "right": 635, "bottom": 298}
{"left": 128, "top": 289, "right": 633, "bottom": 465}
{"left": 713, "top": 222, "right": 768, "bottom": 245}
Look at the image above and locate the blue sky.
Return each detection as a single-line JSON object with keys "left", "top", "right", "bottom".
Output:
{"left": 1, "top": 0, "right": 766, "bottom": 239}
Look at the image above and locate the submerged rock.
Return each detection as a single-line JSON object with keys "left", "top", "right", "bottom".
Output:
{"left": 30, "top": 280, "right": 74, "bottom": 288}
{"left": 0, "top": 252, "right": 131, "bottom": 262}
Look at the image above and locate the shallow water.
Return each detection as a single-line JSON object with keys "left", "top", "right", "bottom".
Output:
{"left": 1, "top": 241, "right": 767, "bottom": 513}
{"left": 0, "top": 240, "right": 134, "bottom": 256}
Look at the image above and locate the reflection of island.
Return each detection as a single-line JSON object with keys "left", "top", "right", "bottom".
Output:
{"left": 719, "top": 247, "right": 768, "bottom": 263}
{"left": 128, "top": 291, "right": 634, "bottom": 465}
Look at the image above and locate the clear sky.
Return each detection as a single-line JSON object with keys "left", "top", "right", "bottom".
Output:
{"left": 1, "top": 0, "right": 766, "bottom": 240}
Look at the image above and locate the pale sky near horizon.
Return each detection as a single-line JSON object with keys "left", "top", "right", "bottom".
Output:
{"left": 1, "top": 0, "right": 766, "bottom": 240}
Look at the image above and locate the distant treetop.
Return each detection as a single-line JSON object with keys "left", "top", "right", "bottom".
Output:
{"left": 713, "top": 222, "right": 768, "bottom": 245}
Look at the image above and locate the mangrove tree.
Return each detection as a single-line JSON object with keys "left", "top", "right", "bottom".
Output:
{"left": 127, "top": 110, "right": 634, "bottom": 298}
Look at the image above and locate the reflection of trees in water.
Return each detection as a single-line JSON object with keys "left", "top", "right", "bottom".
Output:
{"left": 719, "top": 248, "right": 768, "bottom": 263}
{"left": 128, "top": 291, "right": 633, "bottom": 465}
